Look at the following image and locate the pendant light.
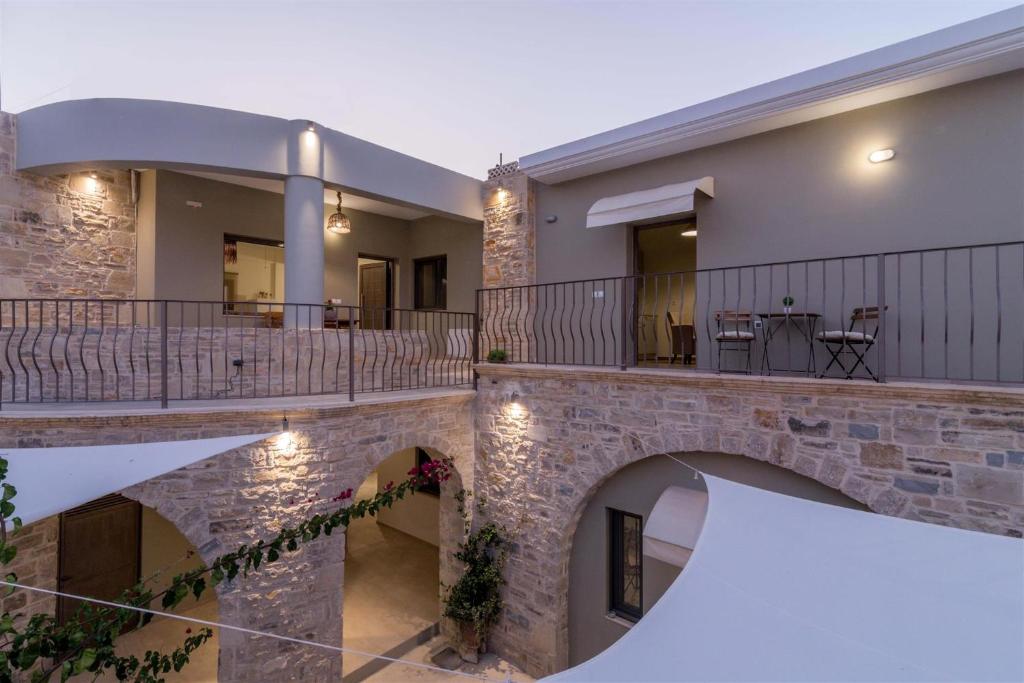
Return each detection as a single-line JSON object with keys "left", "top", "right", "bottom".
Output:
{"left": 327, "top": 191, "right": 352, "bottom": 234}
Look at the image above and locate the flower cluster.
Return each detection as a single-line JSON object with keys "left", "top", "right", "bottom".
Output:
{"left": 408, "top": 457, "right": 453, "bottom": 486}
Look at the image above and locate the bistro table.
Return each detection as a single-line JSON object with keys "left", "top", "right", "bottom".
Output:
{"left": 756, "top": 312, "right": 822, "bottom": 376}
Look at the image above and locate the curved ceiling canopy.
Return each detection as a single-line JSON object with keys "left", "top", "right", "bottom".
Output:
{"left": 586, "top": 176, "right": 713, "bottom": 229}
{"left": 15, "top": 98, "right": 483, "bottom": 222}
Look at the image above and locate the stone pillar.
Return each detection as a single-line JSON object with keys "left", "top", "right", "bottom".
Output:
{"left": 284, "top": 121, "right": 325, "bottom": 324}
{"left": 480, "top": 162, "right": 536, "bottom": 361}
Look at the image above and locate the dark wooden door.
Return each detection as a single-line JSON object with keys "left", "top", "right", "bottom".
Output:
{"left": 359, "top": 260, "right": 393, "bottom": 329}
{"left": 58, "top": 495, "right": 141, "bottom": 624}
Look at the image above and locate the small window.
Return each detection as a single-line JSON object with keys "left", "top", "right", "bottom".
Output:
{"left": 609, "top": 509, "right": 643, "bottom": 621}
{"left": 415, "top": 448, "right": 440, "bottom": 496}
{"left": 414, "top": 256, "right": 447, "bottom": 310}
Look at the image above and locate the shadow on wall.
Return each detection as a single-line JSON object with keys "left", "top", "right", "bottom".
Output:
{"left": 567, "top": 452, "right": 868, "bottom": 667}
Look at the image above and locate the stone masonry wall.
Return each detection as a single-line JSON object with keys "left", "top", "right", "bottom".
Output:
{"left": 0, "top": 393, "right": 474, "bottom": 682}
{"left": 473, "top": 364, "right": 1024, "bottom": 676}
{"left": 0, "top": 111, "right": 136, "bottom": 299}
{"left": 481, "top": 166, "right": 536, "bottom": 360}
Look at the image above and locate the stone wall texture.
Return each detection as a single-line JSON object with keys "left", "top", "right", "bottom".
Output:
{"left": 482, "top": 170, "right": 535, "bottom": 290}
{"left": 473, "top": 365, "right": 1024, "bottom": 676}
{"left": 0, "top": 392, "right": 474, "bottom": 682}
{"left": 0, "top": 112, "right": 136, "bottom": 300}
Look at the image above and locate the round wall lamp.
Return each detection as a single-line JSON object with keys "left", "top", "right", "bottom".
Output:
{"left": 868, "top": 148, "right": 895, "bottom": 163}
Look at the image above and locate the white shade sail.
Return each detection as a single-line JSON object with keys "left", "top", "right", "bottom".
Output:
{"left": 547, "top": 475, "right": 1024, "bottom": 683}
{"left": 642, "top": 485, "right": 707, "bottom": 567}
{"left": 585, "top": 177, "right": 714, "bottom": 229}
{"left": 0, "top": 433, "right": 277, "bottom": 525}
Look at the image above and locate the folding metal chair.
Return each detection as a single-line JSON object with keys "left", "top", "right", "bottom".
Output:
{"left": 815, "top": 306, "right": 883, "bottom": 381}
{"left": 714, "top": 310, "right": 754, "bottom": 374}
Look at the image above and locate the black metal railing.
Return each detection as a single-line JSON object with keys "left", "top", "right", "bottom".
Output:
{"left": 0, "top": 300, "right": 475, "bottom": 407}
{"left": 477, "top": 241, "right": 1024, "bottom": 385}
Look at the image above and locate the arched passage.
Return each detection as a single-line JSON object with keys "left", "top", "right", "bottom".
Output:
{"left": 341, "top": 446, "right": 464, "bottom": 682}
{"left": 55, "top": 495, "right": 219, "bottom": 682}
{"left": 565, "top": 451, "right": 868, "bottom": 668}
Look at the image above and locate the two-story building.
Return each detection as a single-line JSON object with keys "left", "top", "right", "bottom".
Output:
{"left": 0, "top": 7, "right": 1021, "bottom": 682}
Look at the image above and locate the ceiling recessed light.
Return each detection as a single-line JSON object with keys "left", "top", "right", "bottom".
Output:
{"left": 680, "top": 229, "right": 697, "bottom": 237}
{"left": 868, "top": 148, "right": 895, "bottom": 163}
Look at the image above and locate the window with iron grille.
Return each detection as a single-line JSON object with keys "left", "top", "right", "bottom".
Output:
{"left": 609, "top": 508, "right": 643, "bottom": 621}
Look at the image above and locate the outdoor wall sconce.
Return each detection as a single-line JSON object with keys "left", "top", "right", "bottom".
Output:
{"left": 282, "top": 415, "right": 290, "bottom": 432}
{"left": 868, "top": 148, "right": 895, "bottom": 163}
{"left": 306, "top": 121, "right": 316, "bottom": 132}
{"left": 680, "top": 229, "right": 698, "bottom": 237}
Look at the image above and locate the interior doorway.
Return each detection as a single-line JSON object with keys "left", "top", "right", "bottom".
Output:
{"left": 358, "top": 255, "right": 395, "bottom": 330}
{"left": 632, "top": 221, "right": 698, "bottom": 367}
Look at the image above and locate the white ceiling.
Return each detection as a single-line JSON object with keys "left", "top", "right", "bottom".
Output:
{"left": 182, "top": 171, "right": 431, "bottom": 221}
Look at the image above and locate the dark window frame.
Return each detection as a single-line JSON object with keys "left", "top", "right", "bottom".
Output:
{"left": 414, "top": 255, "right": 447, "bottom": 310}
{"left": 608, "top": 508, "right": 643, "bottom": 622}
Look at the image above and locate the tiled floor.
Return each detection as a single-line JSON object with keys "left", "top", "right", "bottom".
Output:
{"left": 364, "top": 637, "right": 532, "bottom": 683}
{"left": 343, "top": 473, "right": 441, "bottom": 679}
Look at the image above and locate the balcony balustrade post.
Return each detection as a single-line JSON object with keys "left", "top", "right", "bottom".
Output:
{"left": 348, "top": 306, "right": 355, "bottom": 402}
{"left": 160, "top": 300, "right": 169, "bottom": 408}
{"left": 473, "top": 293, "right": 480, "bottom": 389}
{"left": 876, "top": 253, "right": 887, "bottom": 383}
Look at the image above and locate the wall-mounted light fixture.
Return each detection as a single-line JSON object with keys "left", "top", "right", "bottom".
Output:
{"left": 496, "top": 187, "right": 508, "bottom": 202}
{"left": 680, "top": 229, "right": 698, "bottom": 237}
{"left": 306, "top": 121, "right": 316, "bottom": 132}
{"left": 868, "top": 148, "right": 895, "bottom": 164}
{"left": 276, "top": 414, "right": 293, "bottom": 449}
{"left": 282, "top": 414, "right": 290, "bottom": 432}
{"left": 89, "top": 172, "right": 98, "bottom": 179}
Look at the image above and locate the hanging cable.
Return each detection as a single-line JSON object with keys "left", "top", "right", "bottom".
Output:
{"left": 0, "top": 581, "right": 513, "bottom": 682}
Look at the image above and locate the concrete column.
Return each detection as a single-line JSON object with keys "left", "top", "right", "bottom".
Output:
{"left": 284, "top": 120, "right": 326, "bottom": 325}
{"left": 284, "top": 175, "right": 325, "bottom": 308}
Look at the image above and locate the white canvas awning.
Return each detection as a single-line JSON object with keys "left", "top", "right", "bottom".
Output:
{"left": 643, "top": 485, "right": 707, "bottom": 567}
{"left": 546, "top": 475, "right": 1024, "bottom": 682}
{"left": 0, "top": 433, "right": 276, "bottom": 525}
{"left": 585, "top": 177, "right": 714, "bottom": 229}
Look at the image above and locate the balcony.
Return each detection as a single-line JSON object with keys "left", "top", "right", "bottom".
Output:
{"left": 477, "top": 240, "right": 1024, "bottom": 386}
{"left": 0, "top": 301, "right": 474, "bottom": 408}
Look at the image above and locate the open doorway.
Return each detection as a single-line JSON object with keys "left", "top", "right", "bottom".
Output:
{"left": 633, "top": 221, "right": 698, "bottom": 367}
{"left": 343, "top": 448, "right": 441, "bottom": 682}
{"left": 358, "top": 255, "right": 395, "bottom": 330}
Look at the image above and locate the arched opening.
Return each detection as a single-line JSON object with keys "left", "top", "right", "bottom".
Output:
{"left": 567, "top": 452, "right": 868, "bottom": 667}
{"left": 342, "top": 446, "right": 449, "bottom": 682}
{"left": 57, "top": 495, "right": 218, "bottom": 681}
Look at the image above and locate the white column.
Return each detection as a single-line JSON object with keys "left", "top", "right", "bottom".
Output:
{"left": 284, "top": 120, "right": 325, "bottom": 326}
{"left": 284, "top": 176, "right": 325, "bottom": 316}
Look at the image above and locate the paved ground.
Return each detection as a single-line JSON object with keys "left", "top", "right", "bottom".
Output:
{"left": 364, "top": 637, "right": 533, "bottom": 683}
{"left": 343, "top": 473, "right": 441, "bottom": 679}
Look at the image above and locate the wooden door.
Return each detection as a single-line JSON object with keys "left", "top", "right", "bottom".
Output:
{"left": 359, "top": 260, "right": 393, "bottom": 329}
{"left": 58, "top": 495, "right": 141, "bottom": 624}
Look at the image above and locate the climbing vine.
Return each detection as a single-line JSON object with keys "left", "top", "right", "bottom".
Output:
{"left": 0, "top": 455, "right": 452, "bottom": 682}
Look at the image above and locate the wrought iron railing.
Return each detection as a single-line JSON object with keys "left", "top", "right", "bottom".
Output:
{"left": 0, "top": 300, "right": 475, "bottom": 407}
{"left": 476, "top": 241, "right": 1024, "bottom": 384}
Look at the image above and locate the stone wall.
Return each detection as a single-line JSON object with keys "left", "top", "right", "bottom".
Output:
{"left": 473, "top": 364, "right": 1024, "bottom": 676}
{"left": 0, "top": 112, "right": 136, "bottom": 299}
{"left": 481, "top": 165, "right": 536, "bottom": 360}
{"left": 0, "top": 392, "right": 474, "bottom": 682}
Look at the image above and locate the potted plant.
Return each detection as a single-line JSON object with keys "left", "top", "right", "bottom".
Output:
{"left": 442, "top": 491, "right": 509, "bottom": 663}
{"left": 487, "top": 348, "right": 508, "bottom": 363}
{"left": 782, "top": 295, "right": 794, "bottom": 315}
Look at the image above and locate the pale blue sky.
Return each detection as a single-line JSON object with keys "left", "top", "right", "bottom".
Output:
{"left": 0, "top": 0, "right": 1018, "bottom": 178}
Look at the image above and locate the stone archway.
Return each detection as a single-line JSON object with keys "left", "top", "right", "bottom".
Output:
{"left": 561, "top": 450, "right": 868, "bottom": 668}
{"left": 339, "top": 445, "right": 466, "bottom": 681}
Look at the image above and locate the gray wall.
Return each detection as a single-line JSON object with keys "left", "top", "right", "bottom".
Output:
{"left": 535, "top": 70, "right": 1024, "bottom": 282}
{"left": 139, "top": 171, "right": 481, "bottom": 312}
{"left": 568, "top": 452, "right": 868, "bottom": 667}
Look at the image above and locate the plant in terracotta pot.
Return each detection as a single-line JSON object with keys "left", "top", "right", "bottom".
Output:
{"left": 487, "top": 348, "right": 508, "bottom": 363}
{"left": 442, "top": 492, "right": 509, "bottom": 663}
